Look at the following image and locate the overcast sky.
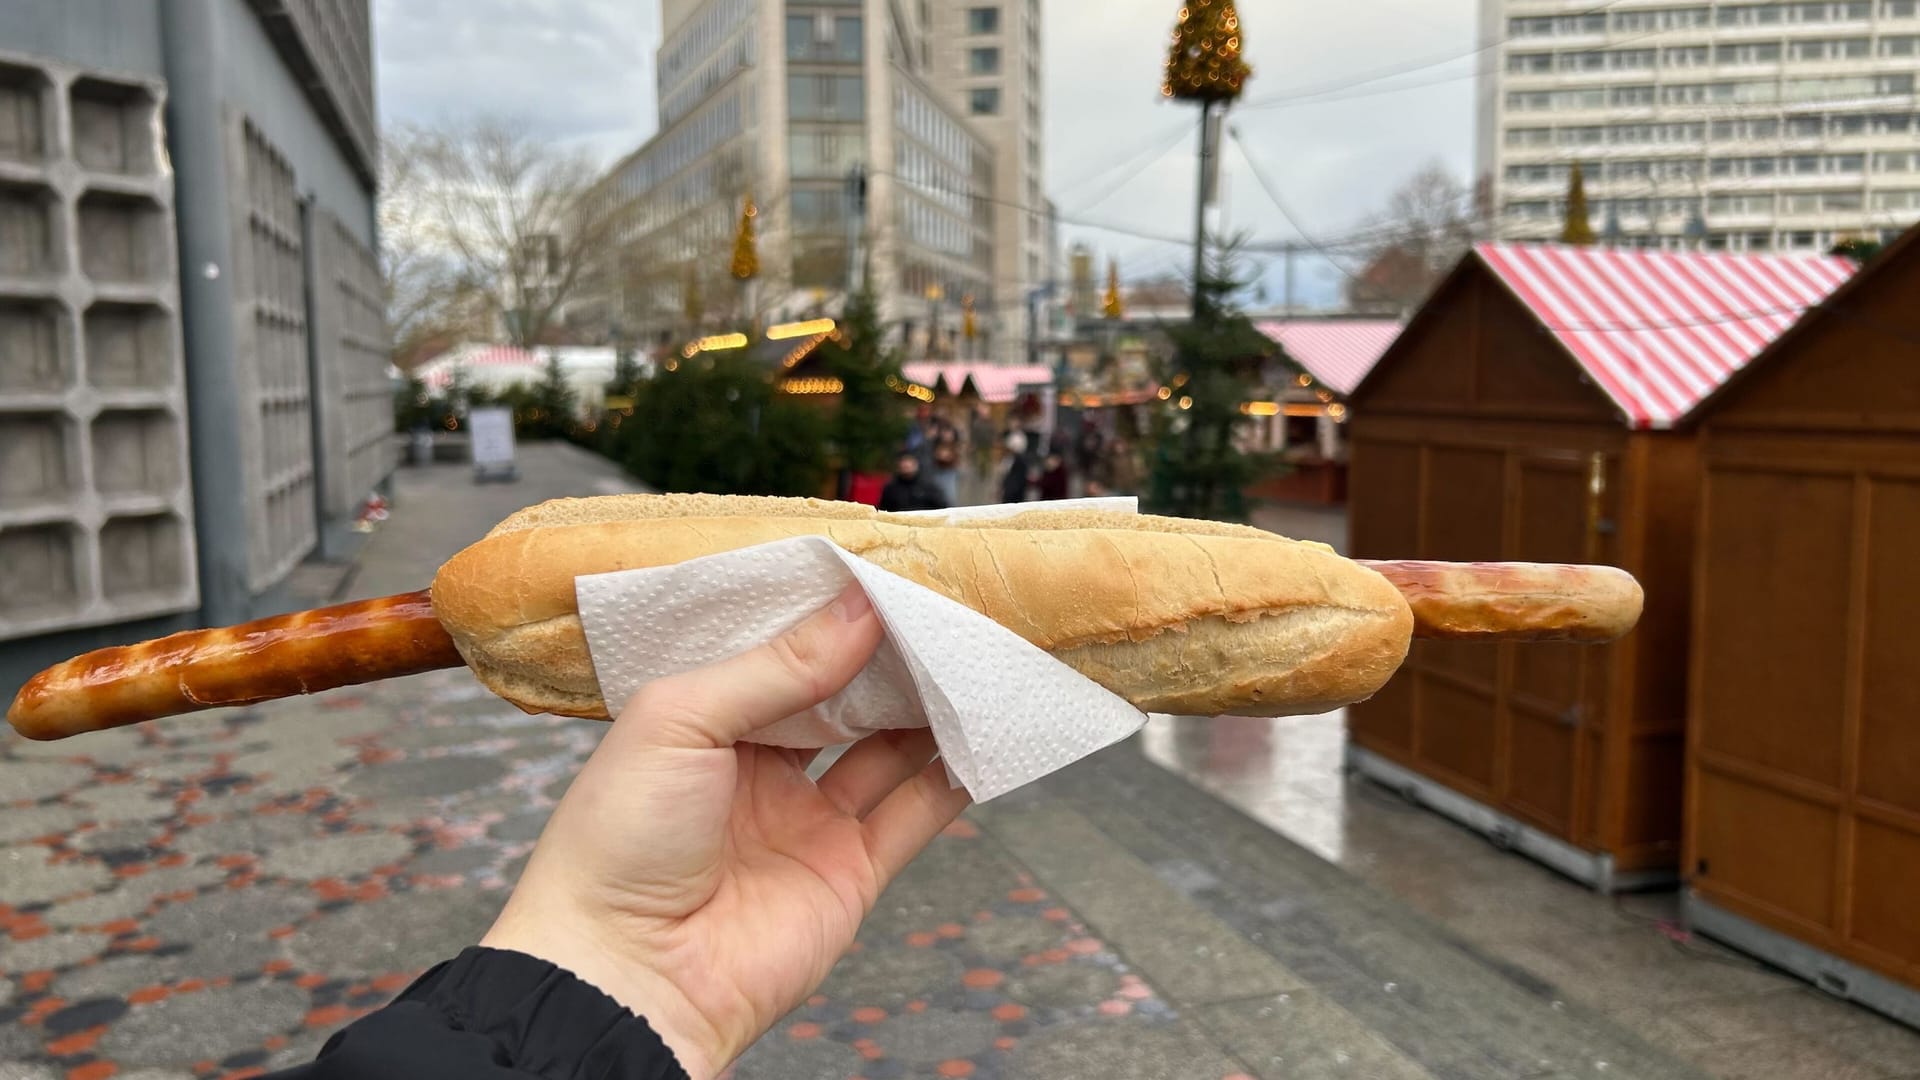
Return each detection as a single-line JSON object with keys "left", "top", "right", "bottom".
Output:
{"left": 375, "top": 0, "right": 1479, "bottom": 310}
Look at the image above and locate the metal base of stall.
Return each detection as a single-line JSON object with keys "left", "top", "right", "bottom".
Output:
{"left": 1344, "top": 745, "right": 1676, "bottom": 894}
{"left": 1686, "top": 894, "right": 1920, "bottom": 1031}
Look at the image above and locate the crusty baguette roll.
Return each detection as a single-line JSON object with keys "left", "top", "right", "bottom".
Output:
{"left": 430, "top": 512, "right": 1415, "bottom": 721}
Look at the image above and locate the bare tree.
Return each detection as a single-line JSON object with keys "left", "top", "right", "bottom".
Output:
{"left": 379, "top": 127, "right": 487, "bottom": 365}
{"left": 387, "top": 118, "right": 630, "bottom": 352}
{"left": 1346, "top": 162, "right": 1478, "bottom": 315}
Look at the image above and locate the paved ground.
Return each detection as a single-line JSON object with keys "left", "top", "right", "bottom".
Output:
{"left": 0, "top": 445, "right": 1914, "bottom": 1079}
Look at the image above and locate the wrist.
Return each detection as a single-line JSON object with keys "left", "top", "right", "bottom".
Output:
{"left": 481, "top": 914, "right": 721, "bottom": 1080}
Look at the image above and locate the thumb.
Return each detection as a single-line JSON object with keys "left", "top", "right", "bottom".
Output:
{"left": 611, "top": 585, "right": 884, "bottom": 751}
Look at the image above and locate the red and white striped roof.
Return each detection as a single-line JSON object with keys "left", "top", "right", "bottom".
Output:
{"left": 1475, "top": 243, "right": 1856, "bottom": 429}
{"left": 418, "top": 345, "right": 542, "bottom": 388}
{"left": 1253, "top": 319, "right": 1403, "bottom": 397}
{"left": 902, "top": 363, "right": 1055, "bottom": 403}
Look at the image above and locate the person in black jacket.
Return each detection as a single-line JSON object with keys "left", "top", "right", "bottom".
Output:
{"left": 877, "top": 452, "right": 949, "bottom": 512}
{"left": 263, "top": 586, "right": 968, "bottom": 1079}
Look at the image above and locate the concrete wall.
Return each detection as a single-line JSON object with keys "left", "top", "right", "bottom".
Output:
{"left": 0, "top": 14, "right": 201, "bottom": 704}
{"left": 0, "top": 0, "right": 167, "bottom": 79}
{"left": 0, "top": 0, "right": 388, "bottom": 703}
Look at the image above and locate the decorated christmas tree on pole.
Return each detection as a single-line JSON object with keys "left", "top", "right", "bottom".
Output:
{"left": 730, "top": 193, "right": 759, "bottom": 280}
{"left": 1148, "top": 1, "right": 1265, "bottom": 521}
{"left": 731, "top": 193, "right": 760, "bottom": 328}
{"left": 1561, "top": 163, "right": 1596, "bottom": 246}
{"left": 1162, "top": 0, "right": 1252, "bottom": 104}
{"left": 1102, "top": 260, "right": 1125, "bottom": 319}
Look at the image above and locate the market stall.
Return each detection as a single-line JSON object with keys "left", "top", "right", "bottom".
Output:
{"left": 1685, "top": 224, "right": 1920, "bottom": 1024}
{"left": 1247, "top": 318, "right": 1402, "bottom": 505}
{"left": 1344, "top": 242, "right": 1855, "bottom": 890}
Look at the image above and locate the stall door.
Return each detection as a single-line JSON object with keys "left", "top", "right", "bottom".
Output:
{"left": 1503, "top": 452, "right": 1617, "bottom": 844}
{"left": 1411, "top": 447, "right": 1509, "bottom": 799}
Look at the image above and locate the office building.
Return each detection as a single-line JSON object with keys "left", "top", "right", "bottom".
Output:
{"left": 598, "top": 0, "right": 1044, "bottom": 360}
{"left": 928, "top": 0, "right": 1046, "bottom": 361}
{"left": 0, "top": 0, "right": 391, "bottom": 695}
{"left": 1477, "top": 0, "right": 1920, "bottom": 250}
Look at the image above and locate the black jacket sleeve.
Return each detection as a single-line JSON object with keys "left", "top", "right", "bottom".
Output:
{"left": 263, "top": 947, "right": 692, "bottom": 1080}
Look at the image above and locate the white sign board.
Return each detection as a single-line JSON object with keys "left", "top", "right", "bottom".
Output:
{"left": 469, "top": 407, "right": 516, "bottom": 468}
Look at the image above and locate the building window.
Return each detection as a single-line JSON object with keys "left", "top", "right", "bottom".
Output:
{"left": 1717, "top": 3, "right": 1784, "bottom": 24}
{"left": 1508, "top": 52, "right": 1552, "bottom": 74}
{"left": 1789, "top": 37, "right": 1870, "bottom": 61}
{"left": 969, "top": 87, "right": 1001, "bottom": 115}
{"left": 789, "top": 74, "right": 865, "bottom": 121}
{"left": 1889, "top": 1, "right": 1919, "bottom": 16}
{"left": 967, "top": 6, "right": 1000, "bottom": 34}
{"left": 1611, "top": 85, "right": 1655, "bottom": 107}
{"left": 1505, "top": 127, "right": 1552, "bottom": 147}
{"left": 1880, "top": 35, "right": 1920, "bottom": 56}
{"left": 835, "top": 18, "right": 862, "bottom": 60}
{"left": 1662, "top": 46, "right": 1709, "bottom": 67}
{"left": 1715, "top": 42, "right": 1781, "bottom": 65}
{"left": 786, "top": 15, "right": 812, "bottom": 59}
{"left": 969, "top": 46, "right": 1000, "bottom": 74}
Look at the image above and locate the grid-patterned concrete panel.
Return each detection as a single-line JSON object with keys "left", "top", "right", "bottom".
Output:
{"left": 245, "top": 0, "right": 377, "bottom": 178}
{"left": 312, "top": 207, "right": 393, "bottom": 524}
{"left": 228, "top": 117, "right": 316, "bottom": 591}
{"left": 0, "top": 49, "right": 195, "bottom": 641}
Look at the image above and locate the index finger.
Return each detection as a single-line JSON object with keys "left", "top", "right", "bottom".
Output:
{"left": 610, "top": 585, "right": 884, "bottom": 751}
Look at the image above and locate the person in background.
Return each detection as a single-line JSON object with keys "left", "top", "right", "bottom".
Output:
{"left": 968, "top": 405, "right": 996, "bottom": 480}
{"left": 1075, "top": 419, "right": 1105, "bottom": 479}
{"left": 1037, "top": 452, "right": 1070, "bottom": 501}
{"left": 930, "top": 430, "right": 962, "bottom": 507}
{"left": 999, "top": 429, "right": 1032, "bottom": 504}
{"left": 879, "top": 452, "right": 949, "bottom": 512}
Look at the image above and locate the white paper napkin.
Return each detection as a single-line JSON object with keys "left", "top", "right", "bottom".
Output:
{"left": 573, "top": 499, "right": 1149, "bottom": 801}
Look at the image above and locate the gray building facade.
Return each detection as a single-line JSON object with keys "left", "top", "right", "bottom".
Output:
{"left": 0, "top": 0, "right": 391, "bottom": 698}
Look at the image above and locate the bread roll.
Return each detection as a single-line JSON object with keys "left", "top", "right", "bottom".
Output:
{"left": 430, "top": 512, "right": 1414, "bottom": 720}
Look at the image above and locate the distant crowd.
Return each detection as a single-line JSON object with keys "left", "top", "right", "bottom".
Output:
{"left": 879, "top": 404, "right": 1142, "bottom": 513}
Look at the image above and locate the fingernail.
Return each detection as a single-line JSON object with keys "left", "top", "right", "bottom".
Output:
{"left": 831, "top": 587, "right": 873, "bottom": 622}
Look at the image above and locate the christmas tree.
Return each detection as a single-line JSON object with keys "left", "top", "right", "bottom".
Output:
{"left": 1102, "top": 260, "right": 1125, "bottom": 319}
{"left": 731, "top": 194, "right": 759, "bottom": 280}
{"left": 1163, "top": 0, "right": 1252, "bottom": 103}
{"left": 815, "top": 288, "right": 908, "bottom": 475}
{"left": 1145, "top": 240, "right": 1274, "bottom": 521}
{"left": 1561, "top": 162, "right": 1596, "bottom": 246}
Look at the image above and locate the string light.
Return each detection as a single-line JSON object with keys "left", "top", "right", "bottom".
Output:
{"left": 692, "top": 332, "right": 749, "bottom": 352}
{"left": 1156, "top": 386, "right": 1173, "bottom": 401}
{"left": 782, "top": 376, "right": 845, "bottom": 395}
{"left": 768, "top": 318, "right": 837, "bottom": 340}
{"left": 1240, "top": 400, "right": 1281, "bottom": 416}
{"left": 1177, "top": 395, "right": 1194, "bottom": 410}
{"left": 1327, "top": 403, "right": 1348, "bottom": 422}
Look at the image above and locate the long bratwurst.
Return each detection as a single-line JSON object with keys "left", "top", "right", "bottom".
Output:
{"left": 6, "top": 494, "right": 1643, "bottom": 741}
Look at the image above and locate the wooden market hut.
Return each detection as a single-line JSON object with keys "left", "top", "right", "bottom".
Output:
{"left": 1248, "top": 318, "right": 1404, "bottom": 505}
{"left": 1343, "top": 242, "right": 1855, "bottom": 891}
{"left": 1683, "top": 223, "right": 1920, "bottom": 1020}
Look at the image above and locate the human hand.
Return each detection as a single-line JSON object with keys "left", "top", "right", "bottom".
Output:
{"left": 481, "top": 586, "right": 971, "bottom": 1078}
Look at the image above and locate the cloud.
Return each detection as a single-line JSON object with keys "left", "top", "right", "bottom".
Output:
{"left": 375, "top": 0, "right": 660, "bottom": 159}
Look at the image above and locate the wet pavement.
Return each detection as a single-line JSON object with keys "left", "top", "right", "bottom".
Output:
{"left": 0, "top": 446, "right": 1913, "bottom": 1079}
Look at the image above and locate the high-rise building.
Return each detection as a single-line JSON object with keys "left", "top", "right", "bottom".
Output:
{"left": 1477, "top": 0, "right": 1920, "bottom": 252}
{"left": 0, "top": 0, "right": 390, "bottom": 698}
{"left": 927, "top": 0, "right": 1045, "bottom": 361}
{"left": 597, "top": 0, "right": 1042, "bottom": 360}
